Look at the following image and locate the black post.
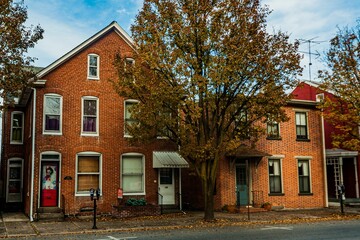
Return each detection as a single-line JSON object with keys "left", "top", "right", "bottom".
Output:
{"left": 93, "top": 198, "right": 97, "bottom": 229}
{"left": 338, "top": 185, "right": 345, "bottom": 214}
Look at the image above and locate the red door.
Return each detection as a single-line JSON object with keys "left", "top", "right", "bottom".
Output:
{"left": 41, "top": 162, "right": 59, "bottom": 207}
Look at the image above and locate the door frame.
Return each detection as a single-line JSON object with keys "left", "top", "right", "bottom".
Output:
{"left": 6, "top": 158, "right": 24, "bottom": 203}
{"left": 158, "top": 168, "right": 175, "bottom": 205}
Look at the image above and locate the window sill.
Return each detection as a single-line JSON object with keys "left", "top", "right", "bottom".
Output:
{"left": 81, "top": 133, "right": 99, "bottom": 137}
{"left": 43, "top": 132, "right": 62, "bottom": 136}
{"left": 268, "top": 193, "right": 285, "bottom": 196}
{"left": 123, "top": 193, "right": 145, "bottom": 196}
{"left": 10, "top": 142, "right": 23, "bottom": 145}
{"left": 298, "top": 193, "right": 313, "bottom": 196}
{"left": 296, "top": 138, "right": 310, "bottom": 142}
{"left": 266, "top": 136, "right": 282, "bottom": 140}
{"left": 87, "top": 76, "right": 99, "bottom": 80}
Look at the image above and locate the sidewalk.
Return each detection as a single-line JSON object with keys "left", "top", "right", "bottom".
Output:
{"left": 0, "top": 207, "right": 359, "bottom": 238}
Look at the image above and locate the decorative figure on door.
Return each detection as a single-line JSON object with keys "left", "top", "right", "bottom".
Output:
{"left": 42, "top": 166, "right": 56, "bottom": 189}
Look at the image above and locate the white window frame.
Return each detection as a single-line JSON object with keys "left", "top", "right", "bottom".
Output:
{"left": 43, "top": 94, "right": 63, "bottom": 135}
{"left": 10, "top": 111, "right": 24, "bottom": 144}
{"left": 124, "top": 99, "right": 139, "bottom": 138}
{"left": 296, "top": 156, "right": 312, "bottom": 194}
{"left": 121, "top": 153, "right": 145, "bottom": 196}
{"left": 75, "top": 152, "right": 102, "bottom": 196}
{"left": 294, "top": 110, "right": 309, "bottom": 140}
{"left": 87, "top": 54, "right": 100, "bottom": 80}
{"left": 81, "top": 96, "right": 99, "bottom": 136}
{"left": 268, "top": 156, "right": 284, "bottom": 194}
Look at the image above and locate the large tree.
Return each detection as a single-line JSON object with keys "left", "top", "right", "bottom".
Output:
{"left": 319, "top": 21, "right": 360, "bottom": 151}
{"left": 0, "top": 0, "right": 43, "bottom": 106}
{"left": 113, "top": 0, "right": 301, "bottom": 221}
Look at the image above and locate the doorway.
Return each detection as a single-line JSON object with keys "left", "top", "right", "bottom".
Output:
{"left": 40, "top": 161, "right": 59, "bottom": 207}
{"left": 236, "top": 164, "right": 248, "bottom": 206}
{"left": 158, "top": 168, "right": 175, "bottom": 205}
{"left": 6, "top": 159, "right": 24, "bottom": 203}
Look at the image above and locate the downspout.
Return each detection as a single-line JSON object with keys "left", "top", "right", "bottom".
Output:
{"left": 321, "top": 112, "right": 328, "bottom": 207}
{"left": 179, "top": 168, "right": 182, "bottom": 211}
{"left": 30, "top": 88, "right": 36, "bottom": 221}
{"left": 354, "top": 158, "right": 359, "bottom": 198}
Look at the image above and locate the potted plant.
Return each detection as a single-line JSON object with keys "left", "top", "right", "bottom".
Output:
{"left": 262, "top": 202, "right": 272, "bottom": 211}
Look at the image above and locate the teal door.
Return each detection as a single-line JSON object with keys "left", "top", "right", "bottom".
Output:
{"left": 236, "top": 165, "right": 248, "bottom": 206}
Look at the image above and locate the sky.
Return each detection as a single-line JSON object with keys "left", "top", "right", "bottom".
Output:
{"left": 25, "top": 0, "right": 360, "bottom": 81}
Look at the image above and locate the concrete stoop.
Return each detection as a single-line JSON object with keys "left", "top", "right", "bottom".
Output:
{"left": 36, "top": 207, "right": 64, "bottom": 222}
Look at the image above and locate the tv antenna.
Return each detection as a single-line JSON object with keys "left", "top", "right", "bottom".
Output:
{"left": 298, "top": 37, "right": 325, "bottom": 81}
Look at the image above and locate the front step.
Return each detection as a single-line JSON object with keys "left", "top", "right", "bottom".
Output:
{"left": 161, "top": 205, "right": 183, "bottom": 214}
{"left": 36, "top": 207, "right": 64, "bottom": 221}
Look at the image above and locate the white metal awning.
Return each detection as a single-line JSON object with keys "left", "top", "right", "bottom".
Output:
{"left": 153, "top": 151, "right": 189, "bottom": 168}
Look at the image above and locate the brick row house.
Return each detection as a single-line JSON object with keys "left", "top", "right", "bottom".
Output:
{"left": 1, "top": 22, "right": 189, "bottom": 220}
{"left": 291, "top": 81, "right": 360, "bottom": 203}
{"left": 183, "top": 98, "right": 327, "bottom": 210}
{"left": 1, "top": 22, "right": 328, "bottom": 220}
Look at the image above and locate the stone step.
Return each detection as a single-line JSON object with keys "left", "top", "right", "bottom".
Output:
{"left": 36, "top": 212, "right": 65, "bottom": 222}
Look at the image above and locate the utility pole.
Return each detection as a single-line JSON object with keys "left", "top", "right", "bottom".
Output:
{"left": 298, "top": 37, "right": 324, "bottom": 81}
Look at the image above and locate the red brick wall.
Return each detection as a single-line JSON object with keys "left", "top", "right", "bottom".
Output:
{"left": 28, "top": 31, "right": 175, "bottom": 215}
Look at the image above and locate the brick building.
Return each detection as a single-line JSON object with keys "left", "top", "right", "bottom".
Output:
{"left": 182, "top": 98, "right": 327, "bottom": 210}
{"left": 1, "top": 22, "right": 328, "bottom": 220}
{"left": 292, "top": 81, "right": 360, "bottom": 203}
{"left": 1, "top": 22, "right": 189, "bottom": 220}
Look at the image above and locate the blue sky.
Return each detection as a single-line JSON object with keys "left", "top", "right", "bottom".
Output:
{"left": 26, "top": 0, "right": 360, "bottom": 81}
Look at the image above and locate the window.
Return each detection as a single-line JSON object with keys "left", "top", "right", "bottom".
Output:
{"left": 10, "top": 112, "right": 24, "bottom": 144}
{"left": 43, "top": 94, "right": 62, "bottom": 134}
{"left": 295, "top": 112, "right": 308, "bottom": 140}
{"left": 76, "top": 153, "right": 101, "bottom": 195}
{"left": 298, "top": 160, "right": 311, "bottom": 194}
{"left": 267, "top": 121, "right": 280, "bottom": 139}
{"left": 268, "top": 159, "right": 282, "bottom": 194}
{"left": 121, "top": 154, "right": 144, "bottom": 194}
{"left": 124, "top": 100, "right": 138, "bottom": 137}
{"left": 82, "top": 97, "right": 98, "bottom": 135}
{"left": 88, "top": 54, "right": 99, "bottom": 79}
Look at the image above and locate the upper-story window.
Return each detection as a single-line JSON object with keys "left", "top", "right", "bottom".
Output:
{"left": 82, "top": 96, "right": 99, "bottom": 136}
{"left": 10, "top": 111, "right": 24, "bottom": 144}
{"left": 267, "top": 121, "right": 280, "bottom": 139}
{"left": 295, "top": 111, "right": 308, "bottom": 140}
{"left": 124, "top": 100, "right": 138, "bottom": 137}
{"left": 88, "top": 54, "right": 99, "bottom": 80}
{"left": 43, "top": 94, "right": 62, "bottom": 135}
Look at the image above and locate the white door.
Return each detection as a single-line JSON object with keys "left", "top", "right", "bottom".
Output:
{"left": 158, "top": 168, "right": 175, "bottom": 205}
{"left": 6, "top": 159, "right": 23, "bottom": 203}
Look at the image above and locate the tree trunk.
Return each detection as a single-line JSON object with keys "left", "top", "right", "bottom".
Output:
{"left": 202, "top": 175, "right": 215, "bottom": 221}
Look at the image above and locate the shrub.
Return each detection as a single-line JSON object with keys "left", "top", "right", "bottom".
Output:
{"left": 125, "top": 198, "right": 147, "bottom": 206}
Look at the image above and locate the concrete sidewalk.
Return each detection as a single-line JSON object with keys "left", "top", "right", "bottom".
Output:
{"left": 0, "top": 207, "right": 360, "bottom": 238}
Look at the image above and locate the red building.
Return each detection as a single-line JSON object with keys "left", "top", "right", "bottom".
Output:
{"left": 182, "top": 98, "right": 327, "bottom": 210}
{"left": 291, "top": 81, "right": 360, "bottom": 202}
